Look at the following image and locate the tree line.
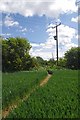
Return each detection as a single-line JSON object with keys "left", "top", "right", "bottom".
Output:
{"left": 1, "top": 37, "right": 80, "bottom": 72}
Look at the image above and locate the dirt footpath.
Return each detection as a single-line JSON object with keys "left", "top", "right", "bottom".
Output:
{"left": 40, "top": 74, "right": 52, "bottom": 86}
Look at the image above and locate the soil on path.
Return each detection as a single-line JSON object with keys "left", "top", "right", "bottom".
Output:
{"left": 40, "top": 74, "right": 52, "bottom": 86}
{"left": 2, "top": 74, "right": 52, "bottom": 118}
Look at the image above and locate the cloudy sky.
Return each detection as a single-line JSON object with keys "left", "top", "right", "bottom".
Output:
{"left": 0, "top": 0, "right": 79, "bottom": 60}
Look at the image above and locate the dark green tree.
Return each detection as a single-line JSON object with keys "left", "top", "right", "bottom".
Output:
{"left": 31, "top": 57, "right": 39, "bottom": 69}
{"left": 36, "top": 56, "right": 47, "bottom": 67}
{"left": 47, "top": 58, "right": 56, "bottom": 67}
{"left": 2, "top": 37, "right": 32, "bottom": 72}
{"left": 64, "top": 47, "right": 80, "bottom": 69}
{"left": 58, "top": 58, "right": 66, "bottom": 67}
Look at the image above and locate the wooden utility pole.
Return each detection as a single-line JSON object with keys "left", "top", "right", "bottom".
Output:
{"left": 51, "top": 23, "right": 61, "bottom": 66}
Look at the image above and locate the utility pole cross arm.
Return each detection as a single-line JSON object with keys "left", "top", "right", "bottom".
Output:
{"left": 51, "top": 23, "right": 61, "bottom": 29}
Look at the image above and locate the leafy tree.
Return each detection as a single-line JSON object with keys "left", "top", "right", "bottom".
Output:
{"left": 30, "top": 57, "right": 39, "bottom": 70}
{"left": 47, "top": 58, "right": 56, "bottom": 67}
{"left": 64, "top": 47, "right": 80, "bottom": 69}
{"left": 2, "top": 37, "right": 32, "bottom": 72}
{"left": 36, "top": 56, "right": 46, "bottom": 67}
{"left": 58, "top": 58, "right": 66, "bottom": 67}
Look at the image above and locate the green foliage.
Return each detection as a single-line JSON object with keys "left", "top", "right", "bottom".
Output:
{"left": 47, "top": 58, "right": 56, "bottom": 68}
{"left": 36, "top": 56, "right": 47, "bottom": 67}
{"left": 8, "top": 70, "right": 79, "bottom": 118}
{"left": 58, "top": 58, "right": 66, "bottom": 67}
{"left": 2, "top": 70, "right": 47, "bottom": 109}
{"left": 2, "top": 37, "right": 32, "bottom": 72}
{"left": 30, "top": 57, "right": 40, "bottom": 69}
{"left": 64, "top": 47, "right": 80, "bottom": 69}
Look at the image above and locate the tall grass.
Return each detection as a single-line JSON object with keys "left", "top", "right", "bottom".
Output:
{"left": 8, "top": 70, "right": 79, "bottom": 118}
{"left": 2, "top": 70, "right": 47, "bottom": 109}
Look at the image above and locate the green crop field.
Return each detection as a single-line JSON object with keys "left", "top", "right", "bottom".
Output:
{"left": 7, "top": 70, "right": 79, "bottom": 118}
{"left": 2, "top": 70, "right": 47, "bottom": 109}
{"left": 3, "top": 70, "right": 79, "bottom": 118}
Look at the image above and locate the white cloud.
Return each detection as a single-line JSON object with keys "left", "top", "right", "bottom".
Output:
{"left": 30, "top": 47, "right": 54, "bottom": 60}
{"left": 71, "top": 15, "right": 80, "bottom": 23}
{"left": 0, "top": 0, "right": 77, "bottom": 18}
{"left": 71, "top": 17, "right": 78, "bottom": 22}
{"left": 31, "top": 43, "right": 40, "bottom": 47}
{"left": 3, "top": 14, "right": 28, "bottom": 34}
{"left": 1, "top": 33, "right": 11, "bottom": 36}
{"left": 47, "top": 23, "right": 78, "bottom": 50}
{"left": 4, "top": 15, "right": 19, "bottom": 27}
{"left": 76, "top": 34, "right": 80, "bottom": 39}
{"left": 21, "top": 28, "right": 27, "bottom": 32}
{"left": 30, "top": 24, "right": 78, "bottom": 60}
{"left": 17, "top": 26, "right": 28, "bottom": 34}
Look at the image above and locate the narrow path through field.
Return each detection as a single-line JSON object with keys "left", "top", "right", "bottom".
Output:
{"left": 40, "top": 74, "right": 52, "bottom": 86}
{"left": 2, "top": 74, "right": 52, "bottom": 118}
